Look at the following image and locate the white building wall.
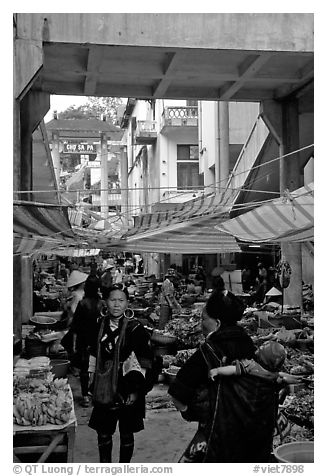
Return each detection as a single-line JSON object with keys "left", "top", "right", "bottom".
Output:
{"left": 229, "top": 102, "right": 259, "bottom": 143}
{"left": 199, "top": 101, "right": 259, "bottom": 187}
{"left": 126, "top": 100, "right": 154, "bottom": 216}
{"left": 199, "top": 101, "right": 218, "bottom": 178}
{"left": 161, "top": 128, "right": 199, "bottom": 203}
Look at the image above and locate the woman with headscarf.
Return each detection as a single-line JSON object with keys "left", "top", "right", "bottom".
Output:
{"left": 168, "top": 289, "right": 279, "bottom": 463}
{"left": 87, "top": 284, "right": 154, "bottom": 463}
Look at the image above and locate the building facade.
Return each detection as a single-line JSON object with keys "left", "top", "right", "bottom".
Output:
{"left": 120, "top": 98, "right": 260, "bottom": 278}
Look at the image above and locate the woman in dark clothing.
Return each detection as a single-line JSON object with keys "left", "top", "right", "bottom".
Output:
{"left": 168, "top": 289, "right": 279, "bottom": 463}
{"left": 71, "top": 275, "right": 103, "bottom": 407}
{"left": 88, "top": 284, "right": 153, "bottom": 463}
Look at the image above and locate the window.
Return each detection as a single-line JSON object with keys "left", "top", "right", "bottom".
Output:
{"left": 177, "top": 145, "right": 204, "bottom": 190}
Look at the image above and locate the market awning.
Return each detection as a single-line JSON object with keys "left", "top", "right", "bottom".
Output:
{"left": 53, "top": 248, "right": 100, "bottom": 257}
{"left": 124, "top": 187, "right": 237, "bottom": 241}
{"left": 215, "top": 182, "right": 314, "bottom": 243}
{"left": 13, "top": 202, "right": 79, "bottom": 255}
{"left": 92, "top": 187, "right": 239, "bottom": 254}
{"left": 111, "top": 214, "right": 241, "bottom": 254}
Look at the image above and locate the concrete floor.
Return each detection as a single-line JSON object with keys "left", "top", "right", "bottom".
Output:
{"left": 69, "top": 374, "right": 197, "bottom": 463}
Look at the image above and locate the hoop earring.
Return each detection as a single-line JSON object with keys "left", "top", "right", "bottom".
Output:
{"left": 100, "top": 305, "right": 108, "bottom": 318}
{"left": 124, "top": 308, "right": 134, "bottom": 319}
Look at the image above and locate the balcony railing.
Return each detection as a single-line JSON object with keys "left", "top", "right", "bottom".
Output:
{"left": 135, "top": 120, "right": 157, "bottom": 144}
{"left": 161, "top": 106, "right": 198, "bottom": 132}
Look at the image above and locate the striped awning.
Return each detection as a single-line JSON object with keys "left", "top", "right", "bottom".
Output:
{"left": 112, "top": 214, "right": 240, "bottom": 254}
{"left": 100, "top": 188, "right": 239, "bottom": 254}
{"left": 215, "top": 182, "right": 314, "bottom": 243}
{"left": 13, "top": 202, "right": 78, "bottom": 255}
{"left": 124, "top": 187, "right": 237, "bottom": 241}
{"left": 52, "top": 248, "right": 101, "bottom": 257}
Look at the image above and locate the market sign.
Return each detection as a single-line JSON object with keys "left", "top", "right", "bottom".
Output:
{"left": 63, "top": 142, "right": 96, "bottom": 154}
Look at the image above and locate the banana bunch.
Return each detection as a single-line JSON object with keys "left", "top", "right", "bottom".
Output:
{"left": 13, "top": 393, "right": 47, "bottom": 426}
{"left": 13, "top": 378, "right": 73, "bottom": 427}
{"left": 51, "top": 378, "right": 69, "bottom": 391}
{"left": 46, "top": 390, "right": 72, "bottom": 425}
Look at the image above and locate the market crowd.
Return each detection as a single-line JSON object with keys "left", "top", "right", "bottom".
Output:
{"left": 23, "top": 257, "right": 311, "bottom": 463}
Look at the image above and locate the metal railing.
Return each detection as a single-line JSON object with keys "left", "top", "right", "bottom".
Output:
{"left": 162, "top": 106, "right": 198, "bottom": 120}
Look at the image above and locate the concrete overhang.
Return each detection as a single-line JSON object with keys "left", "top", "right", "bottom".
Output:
{"left": 15, "top": 13, "right": 313, "bottom": 104}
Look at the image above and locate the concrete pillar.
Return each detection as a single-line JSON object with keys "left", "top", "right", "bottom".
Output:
{"left": 100, "top": 132, "right": 108, "bottom": 219}
{"left": 13, "top": 99, "right": 21, "bottom": 200}
{"left": 142, "top": 147, "right": 149, "bottom": 213}
{"left": 13, "top": 255, "right": 23, "bottom": 339}
{"left": 261, "top": 99, "right": 303, "bottom": 308}
{"left": 51, "top": 132, "right": 61, "bottom": 188}
{"left": 281, "top": 100, "right": 301, "bottom": 192}
{"left": 281, "top": 99, "right": 302, "bottom": 308}
{"left": 217, "top": 101, "right": 230, "bottom": 192}
{"left": 21, "top": 256, "right": 33, "bottom": 324}
{"left": 20, "top": 125, "right": 33, "bottom": 201}
{"left": 120, "top": 146, "right": 129, "bottom": 230}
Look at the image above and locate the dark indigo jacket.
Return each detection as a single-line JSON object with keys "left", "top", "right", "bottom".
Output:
{"left": 169, "top": 325, "right": 279, "bottom": 462}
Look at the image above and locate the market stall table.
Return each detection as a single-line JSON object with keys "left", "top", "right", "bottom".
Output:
{"left": 13, "top": 412, "right": 76, "bottom": 462}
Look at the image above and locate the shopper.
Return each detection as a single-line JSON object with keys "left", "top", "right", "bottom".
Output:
{"left": 159, "top": 274, "right": 181, "bottom": 329}
{"left": 256, "top": 262, "right": 268, "bottom": 302}
{"left": 61, "top": 270, "right": 88, "bottom": 368}
{"left": 71, "top": 275, "right": 103, "bottom": 407}
{"left": 100, "top": 265, "right": 114, "bottom": 299}
{"left": 66, "top": 270, "right": 89, "bottom": 324}
{"left": 114, "top": 267, "right": 124, "bottom": 285}
{"left": 241, "top": 266, "right": 252, "bottom": 293}
{"left": 88, "top": 284, "right": 153, "bottom": 463}
{"left": 168, "top": 289, "right": 279, "bottom": 462}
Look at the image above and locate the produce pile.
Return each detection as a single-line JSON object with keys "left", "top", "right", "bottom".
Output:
{"left": 157, "top": 300, "right": 314, "bottom": 445}
{"left": 282, "top": 347, "right": 314, "bottom": 375}
{"left": 13, "top": 375, "right": 73, "bottom": 427}
{"left": 164, "top": 315, "right": 204, "bottom": 349}
{"left": 13, "top": 356, "right": 74, "bottom": 427}
{"left": 282, "top": 388, "right": 314, "bottom": 428}
{"left": 172, "top": 349, "right": 197, "bottom": 366}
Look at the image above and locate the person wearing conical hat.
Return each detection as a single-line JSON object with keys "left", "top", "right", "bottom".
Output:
{"left": 67, "top": 270, "right": 89, "bottom": 316}
{"left": 61, "top": 270, "right": 89, "bottom": 371}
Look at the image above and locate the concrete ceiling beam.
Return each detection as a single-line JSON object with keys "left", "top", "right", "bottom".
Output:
{"left": 152, "top": 52, "right": 181, "bottom": 98}
{"left": 219, "top": 54, "right": 272, "bottom": 100}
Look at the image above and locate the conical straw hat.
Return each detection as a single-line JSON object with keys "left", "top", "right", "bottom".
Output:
{"left": 67, "top": 270, "right": 88, "bottom": 288}
{"left": 266, "top": 286, "right": 282, "bottom": 296}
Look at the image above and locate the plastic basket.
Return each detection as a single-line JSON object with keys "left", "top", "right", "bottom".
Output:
{"left": 274, "top": 441, "right": 314, "bottom": 463}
